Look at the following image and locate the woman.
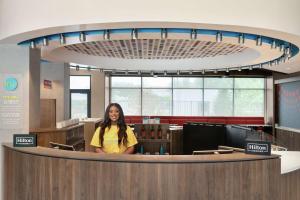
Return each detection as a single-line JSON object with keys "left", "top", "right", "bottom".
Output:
{"left": 90, "top": 103, "right": 138, "bottom": 154}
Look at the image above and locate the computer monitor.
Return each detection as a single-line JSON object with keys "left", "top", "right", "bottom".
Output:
{"left": 49, "top": 142, "right": 75, "bottom": 151}
{"left": 183, "top": 123, "right": 226, "bottom": 154}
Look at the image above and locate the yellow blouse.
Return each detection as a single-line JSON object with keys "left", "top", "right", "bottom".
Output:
{"left": 90, "top": 125, "right": 138, "bottom": 153}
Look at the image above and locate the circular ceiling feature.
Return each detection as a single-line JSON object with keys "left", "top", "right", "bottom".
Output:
{"left": 64, "top": 39, "right": 248, "bottom": 60}
{"left": 17, "top": 26, "right": 300, "bottom": 73}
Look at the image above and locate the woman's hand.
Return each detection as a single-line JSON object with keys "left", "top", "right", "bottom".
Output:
{"left": 95, "top": 147, "right": 106, "bottom": 154}
{"left": 123, "top": 146, "right": 135, "bottom": 154}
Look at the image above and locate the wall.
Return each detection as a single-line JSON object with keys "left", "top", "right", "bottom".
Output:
{"left": 273, "top": 71, "right": 300, "bottom": 149}
{"left": 273, "top": 71, "right": 300, "bottom": 126}
{"left": 40, "top": 62, "right": 70, "bottom": 122}
{"left": 70, "top": 69, "right": 105, "bottom": 118}
{"left": 0, "top": 44, "right": 40, "bottom": 200}
{"left": 1, "top": 0, "right": 300, "bottom": 42}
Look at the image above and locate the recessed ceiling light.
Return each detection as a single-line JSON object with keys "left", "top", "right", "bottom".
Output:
{"left": 161, "top": 28, "right": 167, "bottom": 39}
{"left": 256, "top": 36, "right": 262, "bottom": 46}
{"left": 104, "top": 30, "right": 110, "bottom": 40}
{"left": 80, "top": 32, "right": 86, "bottom": 42}
{"left": 42, "top": 37, "right": 48, "bottom": 46}
{"left": 216, "top": 32, "right": 222, "bottom": 43}
{"left": 190, "top": 29, "right": 197, "bottom": 40}
{"left": 271, "top": 40, "right": 276, "bottom": 49}
{"left": 30, "top": 41, "right": 36, "bottom": 49}
{"left": 60, "top": 34, "right": 65, "bottom": 45}
{"left": 131, "top": 29, "right": 138, "bottom": 40}
{"left": 238, "top": 34, "right": 244, "bottom": 44}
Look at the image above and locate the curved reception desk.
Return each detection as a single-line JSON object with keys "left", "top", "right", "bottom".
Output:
{"left": 3, "top": 144, "right": 299, "bottom": 200}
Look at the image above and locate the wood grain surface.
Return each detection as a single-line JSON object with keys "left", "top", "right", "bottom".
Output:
{"left": 276, "top": 128, "right": 300, "bottom": 150}
{"left": 3, "top": 145, "right": 290, "bottom": 200}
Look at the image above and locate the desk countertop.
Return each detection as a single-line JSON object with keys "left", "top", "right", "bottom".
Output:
{"left": 3, "top": 143, "right": 278, "bottom": 164}
{"left": 272, "top": 150, "right": 300, "bottom": 174}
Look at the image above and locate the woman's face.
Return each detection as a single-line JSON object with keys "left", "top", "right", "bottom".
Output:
{"left": 109, "top": 105, "right": 120, "bottom": 123}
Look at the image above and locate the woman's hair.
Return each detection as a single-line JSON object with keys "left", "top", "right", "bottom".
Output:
{"left": 99, "top": 103, "right": 128, "bottom": 146}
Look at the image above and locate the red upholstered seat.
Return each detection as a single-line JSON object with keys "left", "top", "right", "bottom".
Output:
{"left": 124, "top": 116, "right": 264, "bottom": 125}
{"left": 131, "top": 119, "right": 142, "bottom": 124}
{"left": 208, "top": 119, "right": 226, "bottom": 124}
{"left": 160, "top": 119, "right": 169, "bottom": 123}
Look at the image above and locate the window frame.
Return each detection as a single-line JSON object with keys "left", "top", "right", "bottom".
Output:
{"left": 69, "top": 75, "right": 92, "bottom": 118}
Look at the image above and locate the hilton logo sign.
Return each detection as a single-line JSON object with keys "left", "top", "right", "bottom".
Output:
{"left": 245, "top": 140, "right": 271, "bottom": 156}
{"left": 13, "top": 134, "right": 37, "bottom": 147}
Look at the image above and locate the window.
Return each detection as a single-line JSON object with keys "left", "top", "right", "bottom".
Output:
{"left": 111, "top": 77, "right": 141, "bottom": 115}
{"left": 173, "top": 77, "right": 203, "bottom": 88}
{"left": 111, "top": 77, "right": 141, "bottom": 88}
{"left": 203, "top": 78, "right": 234, "bottom": 116}
{"left": 70, "top": 76, "right": 91, "bottom": 89}
{"left": 234, "top": 78, "right": 265, "bottom": 116}
{"left": 111, "top": 89, "right": 141, "bottom": 115}
{"left": 70, "top": 75, "right": 91, "bottom": 118}
{"left": 204, "top": 89, "right": 233, "bottom": 116}
{"left": 204, "top": 78, "right": 233, "bottom": 88}
{"left": 110, "top": 76, "right": 265, "bottom": 117}
{"left": 173, "top": 78, "right": 203, "bottom": 116}
{"left": 173, "top": 89, "right": 203, "bottom": 116}
{"left": 142, "top": 89, "right": 172, "bottom": 116}
{"left": 143, "top": 77, "right": 172, "bottom": 88}
{"left": 142, "top": 77, "right": 172, "bottom": 116}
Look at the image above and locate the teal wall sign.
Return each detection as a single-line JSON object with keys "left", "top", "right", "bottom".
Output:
{"left": 4, "top": 77, "right": 18, "bottom": 91}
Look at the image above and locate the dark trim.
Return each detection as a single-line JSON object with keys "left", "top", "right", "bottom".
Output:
{"left": 274, "top": 76, "right": 300, "bottom": 84}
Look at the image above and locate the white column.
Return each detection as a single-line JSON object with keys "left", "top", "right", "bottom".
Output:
{"left": 0, "top": 44, "right": 40, "bottom": 200}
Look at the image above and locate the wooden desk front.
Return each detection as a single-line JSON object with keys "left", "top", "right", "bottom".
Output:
{"left": 3, "top": 144, "right": 291, "bottom": 200}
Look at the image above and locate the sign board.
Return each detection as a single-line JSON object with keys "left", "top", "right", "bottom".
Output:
{"left": 13, "top": 134, "right": 37, "bottom": 147}
{"left": 4, "top": 77, "right": 18, "bottom": 91}
{"left": 245, "top": 140, "right": 271, "bottom": 156}
{"left": 44, "top": 79, "right": 52, "bottom": 89}
{"left": 0, "top": 74, "right": 24, "bottom": 130}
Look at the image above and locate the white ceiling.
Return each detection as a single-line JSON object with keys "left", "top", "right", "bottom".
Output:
{"left": 1, "top": 0, "right": 300, "bottom": 73}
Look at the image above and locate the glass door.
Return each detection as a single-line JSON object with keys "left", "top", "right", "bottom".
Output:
{"left": 69, "top": 75, "right": 91, "bottom": 119}
{"left": 70, "top": 90, "right": 91, "bottom": 119}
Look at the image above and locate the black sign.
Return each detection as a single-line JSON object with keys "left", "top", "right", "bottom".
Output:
{"left": 13, "top": 134, "right": 37, "bottom": 147}
{"left": 245, "top": 140, "right": 271, "bottom": 156}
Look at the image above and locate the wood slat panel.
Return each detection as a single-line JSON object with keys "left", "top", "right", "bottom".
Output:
{"left": 280, "top": 170, "right": 300, "bottom": 200}
{"left": 40, "top": 99, "right": 56, "bottom": 128}
{"left": 276, "top": 128, "right": 300, "bottom": 150}
{"left": 4, "top": 146, "right": 284, "bottom": 200}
